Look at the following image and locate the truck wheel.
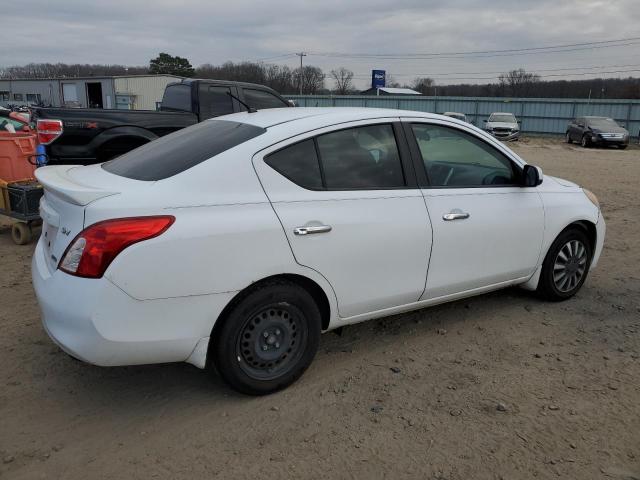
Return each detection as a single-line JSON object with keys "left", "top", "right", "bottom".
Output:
{"left": 11, "top": 223, "right": 32, "bottom": 245}
{"left": 210, "top": 280, "right": 321, "bottom": 395}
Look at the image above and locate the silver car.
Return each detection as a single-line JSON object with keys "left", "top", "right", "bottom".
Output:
{"left": 484, "top": 112, "right": 520, "bottom": 141}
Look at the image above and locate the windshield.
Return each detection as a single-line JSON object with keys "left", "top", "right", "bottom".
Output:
{"left": 586, "top": 118, "right": 619, "bottom": 129}
{"left": 102, "top": 120, "right": 265, "bottom": 181}
{"left": 489, "top": 114, "right": 516, "bottom": 123}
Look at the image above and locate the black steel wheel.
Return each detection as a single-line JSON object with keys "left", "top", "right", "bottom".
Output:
{"left": 537, "top": 228, "right": 593, "bottom": 301}
{"left": 211, "top": 280, "right": 321, "bottom": 395}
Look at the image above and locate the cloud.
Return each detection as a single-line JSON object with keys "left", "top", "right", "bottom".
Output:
{"left": 2, "top": 0, "right": 639, "bottom": 87}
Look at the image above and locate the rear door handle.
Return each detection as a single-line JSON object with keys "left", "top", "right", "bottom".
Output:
{"left": 443, "top": 211, "right": 470, "bottom": 221}
{"left": 294, "top": 225, "right": 332, "bottom": 235}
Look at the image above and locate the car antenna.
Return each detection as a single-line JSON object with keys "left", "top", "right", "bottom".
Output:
{"left": 227, "top": 92, "right": 257, "bottom": 113}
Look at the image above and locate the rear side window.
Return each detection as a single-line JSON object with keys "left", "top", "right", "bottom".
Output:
{"left": 161, "top": 84, "right": 191, "bottom": 112}
{"left": 243, "top": 89, "right": 288, "bottom": 110}
{"left": 199, "top": 85, "right": 234, "bottom": 119}
{"left": 317, "top": 124, "right": 405, "bottom": 189}
{"left": 264, "top": 124, "right": 406, "bottom": 190}
{"left": 102, "top": 120, "right": 265, "bottom": 181}
{"left": 265, "top": 140, "right": 323, "bottom": 189}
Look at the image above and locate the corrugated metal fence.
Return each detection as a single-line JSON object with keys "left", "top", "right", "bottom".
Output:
{"left": 287, "top": 95, "right": 640, "bottom": 138}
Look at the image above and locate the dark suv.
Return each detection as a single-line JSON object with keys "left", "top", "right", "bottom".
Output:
{"left": 566, "top": 116, "right": 629, "bottom": 149}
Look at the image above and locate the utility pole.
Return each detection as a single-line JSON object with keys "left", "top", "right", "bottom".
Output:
{"left": 296, "top": 52, "right": 307, "bottom": 95}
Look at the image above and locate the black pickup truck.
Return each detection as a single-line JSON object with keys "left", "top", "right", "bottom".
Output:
{"left": 34, "top": 79, "right": 291, "bottom": 164}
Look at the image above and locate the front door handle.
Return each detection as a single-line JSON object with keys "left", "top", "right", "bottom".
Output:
{"left": 294, "top": 225, "right": 332, "bottom": 235}
{"left": 443, "top": 211, "right": 470, "bottom": 221}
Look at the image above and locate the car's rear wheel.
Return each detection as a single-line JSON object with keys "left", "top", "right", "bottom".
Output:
{"left": 211, "top": 280, "right": 321, "bottom": 395}
{"left": 581, "top": 134, "right": 591, "bottom": 148}
{"left": 537, "top": 228, "right": 592, "bottom": 301}
{"left": 565, "top": 132, "right": 572, "bottom": 144}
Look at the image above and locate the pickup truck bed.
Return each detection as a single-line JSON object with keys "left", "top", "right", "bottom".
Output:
{"left": 34, "top": 108, "right": 196, "bottom": 163}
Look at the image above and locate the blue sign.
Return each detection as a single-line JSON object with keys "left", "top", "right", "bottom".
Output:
{"left": 372, "top": 70, "right": 386, "bottom": 89}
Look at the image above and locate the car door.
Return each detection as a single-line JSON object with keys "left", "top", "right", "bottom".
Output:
{"left": 253, "top": 120, "right": 433, "bottom": 318}
{"left": 402, "top": 118, "right": 544, "bottom": 300}
{"left": 572, "top": 118, "right": 585, "bottom": 141}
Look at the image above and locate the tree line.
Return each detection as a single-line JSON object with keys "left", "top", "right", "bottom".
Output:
{"left": 1, "top": 54, "right": 639, "bottom": 99}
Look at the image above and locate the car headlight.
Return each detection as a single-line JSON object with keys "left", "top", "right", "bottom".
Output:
{"left": 583, "top": 188, "right": 600, "bottom": 209}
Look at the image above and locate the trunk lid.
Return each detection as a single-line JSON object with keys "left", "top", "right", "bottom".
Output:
{"left": 35, "top": 164, "right": 142, "bottom": 273}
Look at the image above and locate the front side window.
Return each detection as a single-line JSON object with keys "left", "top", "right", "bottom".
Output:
{"left": 243, "top": 89, "right": 288, "bottom": 110}
{"left": 13, "top": 93, "right": 24, "bottom": 101}
{"left": 411, "top": 123, "right": 517, "bottom": 187}
{"left": 199, "top": 85, "right": 234, "bottom": 119}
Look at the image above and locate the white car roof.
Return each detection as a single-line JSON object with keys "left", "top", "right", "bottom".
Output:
{"left": 219, "top": 107, "right": 446, "bottom": 129}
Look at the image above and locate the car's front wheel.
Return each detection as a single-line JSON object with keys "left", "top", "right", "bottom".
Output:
{"left": 211, "top": 280, "right": 321, "bottom": 395}
{"left": 537, "top": 228, "right": 592, "bottom": 301}
{"left": 581, "top": 134, "right": 591, "bottom": 148}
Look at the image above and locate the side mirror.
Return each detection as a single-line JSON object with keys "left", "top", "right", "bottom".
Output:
{"left": 287, "top": 99, "right": 297, "bottom": 107}
{"left": 483, "top": 119, "right": 488, "bottom": 123}
{"left": 522, "top": 165, "right": 543, "bottom": 187}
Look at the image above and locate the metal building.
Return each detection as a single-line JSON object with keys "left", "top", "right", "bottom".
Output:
{"left": 0, "top": 75, "right": 182, "bottom": 110}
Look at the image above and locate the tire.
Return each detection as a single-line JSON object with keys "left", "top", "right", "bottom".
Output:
{"left": 11, "top": 223, "right": 32, "bottom": 245}
{"left": 565, "top": 132, "right": 572, "bottom": 144}
{"left": 537, "top": 228, "right": 592, "bottom": 301}
{"left": 581, "top": 134, "right": 591, "bottom": 148}
{"left": 618, "top": 145, "right": 628, "bottom": 150}
{"left": 211, "top": 280, "right": 321, "bottom": 395}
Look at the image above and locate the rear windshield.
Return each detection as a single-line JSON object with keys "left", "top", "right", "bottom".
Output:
{"left": 102, "top": 120, "right": 265, "bottom": 181}
{"left": 161, "top": 84, "right": 191, "bottom": 112}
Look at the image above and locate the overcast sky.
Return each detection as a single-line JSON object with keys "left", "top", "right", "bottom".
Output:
{"left": 3, "top": 0, "right": 640, "bottom": 88}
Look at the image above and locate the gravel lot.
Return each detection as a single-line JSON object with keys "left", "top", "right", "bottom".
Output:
{"left": 1, "top": 137, "right": 639, "bottom": 480}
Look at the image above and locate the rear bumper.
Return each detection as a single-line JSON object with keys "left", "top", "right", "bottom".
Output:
{"left": 32, "top": 238, "right": 234, "bottom": 368}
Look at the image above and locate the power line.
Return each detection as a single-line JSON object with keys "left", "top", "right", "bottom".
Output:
{"left": 308, "top": 36, "right": 640, "bottom": 60}
{"left": 350, "top": 62, "right": 640, "bottom": 79}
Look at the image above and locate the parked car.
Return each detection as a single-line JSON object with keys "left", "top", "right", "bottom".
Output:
{"left": 442, "top": 111, "right": 468, "bottom": 123}
{"left": 32, "top": 79, "right": 292, "bottom": 164}
{"left": 32, "top": 108, "right": 605, "bottom": 395}
{"left": 484, "top": 112, "right": 520, "bottom": 141}
{"left": 566, "top": 116, "right": 629, "bottom": 149}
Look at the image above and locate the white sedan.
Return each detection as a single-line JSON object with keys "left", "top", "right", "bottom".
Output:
{"left": 32, "top": 108, "right": 605, "bottom": 395}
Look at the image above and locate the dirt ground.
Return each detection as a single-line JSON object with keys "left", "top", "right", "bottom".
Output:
{"left": 1, "top": 137, "right": 639, "bottom": 480}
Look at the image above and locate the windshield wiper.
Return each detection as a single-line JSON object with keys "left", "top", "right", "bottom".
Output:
{"left": 227, "top": 92, "right": 257, "bottom": 113}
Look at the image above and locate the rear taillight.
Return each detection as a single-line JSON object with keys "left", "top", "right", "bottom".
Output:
{"left": 37, "top": 119, "right": 64, "bottom": 145}
{"left": 59, "top": 216, "right": 175, "bottom": 278}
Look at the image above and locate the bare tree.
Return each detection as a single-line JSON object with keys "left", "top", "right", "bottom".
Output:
{"left": 412, "top": 77, "right": 435, "bottom": 94}
{"left": 293, "top": 66, "right": 325, "bottom": 94}
{"left": 330, "top": 67, "right": 354, "bottom": 95}
{"left": 498, "top": 68, "right": 540, "bottom": 97}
